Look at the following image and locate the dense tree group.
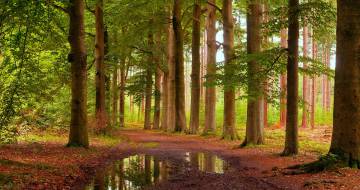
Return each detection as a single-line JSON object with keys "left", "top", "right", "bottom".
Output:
{"left": 2, "top": 0, "right": 360, "bottom": 168}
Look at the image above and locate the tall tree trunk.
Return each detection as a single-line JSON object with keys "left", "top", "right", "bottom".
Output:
{"left": 282, "top": 0, "right": 299, "bottom": 156}
{"left": 280, "top": 29, "right": 287, "bottom": 128}
{"left": 112, "top": 65, "right": 118, "bottom": 126}
{"left": 95, "top": 0, "right": 107, "bottom": 133}
{"left": 325, "top": 47, "right": 331, "bottom": 112}
{"left": 322, "top": 46, "right": 331, "bottom": 112}
{"left": 243, "top": 0, "right": 264, "bottom": 146}
{"left": 222, "top": 0, "right": 238, "bottom": 140}
{"left": 203, "top": 0, "right": 217, "bottom": 135}
{"left": 301, "top": 25, "right": 309, "bottom": 128}
{"left": 161, "top": 11, "right": 175, "bottom": 132}
{"left": 153, "top": 67, "right": 162, "bottom": 130}
{"left": 329, "top": 1, "right": 360, "bottom": 168}
{"left": 189, "top": 0, "right": 201, "bottom": 134}
{"left": 119, "top": 61, "right": 126, "bottom": 128}
{"left": 166, "top": 11, "right": 176, "bottom": 132}
{"left": 141, "top": 94, "right": 145, "bottom": 114}
{"left": 262, "top": 3, "right": 269, "bottom": 129}
{"left": 173, "top": 0, "right": 187, "bottom": 132}
{"left": 311, "top": 39, "right": 317, "bottom": 129}
{"left": 144, "top": 33, "right": 154, "bottom": 130}
{"left": 67, "top": 0, "right": 89, "bottom": 148}
{"left": 161, "top": 69, "right": 169, "bottom": 130}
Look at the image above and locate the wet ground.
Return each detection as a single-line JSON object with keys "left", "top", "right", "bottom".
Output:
{"left": 72, "top": 129, "right": 356, "bottom": 190}
{"left": 78, "top": 130, "right": 287, "bottom": 190}
{"left": 84, "top": 152, "right": 228, "bottom": 190}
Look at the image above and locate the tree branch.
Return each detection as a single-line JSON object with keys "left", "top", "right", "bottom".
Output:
{"left": 85, "top": 0, "right": 95, "bottom": 14}
{"left": 206, "top": 1, "right": 222, "bottom": 13}
{"left": 46, "top": 0, "right": 69, "bottom": 14}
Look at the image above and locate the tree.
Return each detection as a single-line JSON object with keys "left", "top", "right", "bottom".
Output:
{"left": 153, "top": 29, "right": 162, "bottom": 130}
{"left": 301, "top": 25, "right": 309, "bottom": 128}
{"left": 119, "top": 59, "right": 126, "bottom": 128}
{"left": 153, "top": 67, "right": 162, "bottom": 130}
{"left": 282, "top": 0, "right": 299, "bottom": 156}
{"left": 163, "top": 9, "right": 176, "bottom": 132}
{"left": 280, "top": 29, "right": 287, "bottom": 128}
{"left": 203, "top": 0, "right": 217, "bottom": 135}
{"left": 243, "top": 0, "right": 264, "bottom": 146}
{"left": 173, "top": 0, "right": 187, "bottom": 132}
{"left": 310, "top": 39, "right": 317, "bottom": 129}
{"left": 144, "top": 31, "right": 154, "bottom": 130}
{"left": 111, "top": 65, "right": 118, "bottom": 126}
{"left": 67, "top": 0, "right": 89, "bottom": 147}
{"left": 95, "top": 0, "right": 107, "bottom": 132}
{"left": 222, "top": 0, "right": 238, "bottom": 140}
{"left": 189, "top": 0, "right": 201, "bottom": 134}
{"left": 329, "top": 0, "right": 360, "bottom": 168}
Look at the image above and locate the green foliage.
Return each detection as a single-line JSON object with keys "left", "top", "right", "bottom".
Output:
{"left": 0, "top": 125, "right": 18, "bottom": 144}
{"left": 265, "top": 0, "right": 336, "bottom": 41}
{"left": 0, "top": 0, "right": 69, "bottom": 137}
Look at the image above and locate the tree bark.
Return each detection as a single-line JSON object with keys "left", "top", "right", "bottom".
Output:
{"left": 153, "top": 67, "right": 162, "bottom": 130}
{"left": 203, "top": 0, "right": 217, "bottom": 135}
{"left": 282, "top": 0, "right": 299, "bottom": 156}
{"left": 301, "top": 25, "right": 309, "bottom": 128}
{"left": 325, "top": 47, "right": 331, "bottom": 112}
{"left": 166, "top": 11, "right": 176, "bottom": 132}
{"left": 329, "top": 1, "right": 360, "bottom": 168}
{"left": 112, "top": 65, "right": 118, "bottom": 126}
{"left": 173, "top": 0, "right": 187, "bottom": 132}
{"left": 144, "top": 33, "right": 154, "bottom": 130}
{"left": 95, "top": 0, "right": 107, "bottom": 133}
{"left": 280, "top": 29, "right": 287, "bottom": 128}
{"left": 119, "top": 61, "right": 126, "bottom": 128}
{"left": 189, "top": 0, "right": 201, "bottom": 134}
{"left": 262, "top": 3, "right": 269, "bottom": 129}
{"left": 311, "top": 40, "right": 317, "bottom": 129}
{"left": 161, "top": 69, "right": 169, "bottom": 130}
{"left": 67, "top": 0, "right": 89, "bottom": 148}
{"left": 243, "top": 0, "right": 264, "bottom": 146}
{"left": 222, "top": 0, "right": 238, "bottom": 140}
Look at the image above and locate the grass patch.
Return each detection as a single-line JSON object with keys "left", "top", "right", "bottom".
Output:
{"left": 19, "top": 133, "right": 65, "bottom": 144}
{"left": 92, "top": 134, "right": 123, "bottom": 146}
{"left": 141, "top": 142, "right": 159, "bottom": 148}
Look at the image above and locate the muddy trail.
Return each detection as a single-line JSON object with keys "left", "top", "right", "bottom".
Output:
{"left": 74, "top": 129, "right": 352, "bottom": 190}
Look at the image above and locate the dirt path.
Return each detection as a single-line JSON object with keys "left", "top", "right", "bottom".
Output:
{"left": 77, "top": 129, "right": 358, "bottom": 190}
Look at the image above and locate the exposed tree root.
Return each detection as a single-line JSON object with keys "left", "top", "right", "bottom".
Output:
{"left": 287, "top": 154, "right": 347, "bottom": 173}
{"left": 280, "top": 148, "right": 298, "bottom": 157}
{"left": 221, "top": 134, "right": 240, "bottom": 141}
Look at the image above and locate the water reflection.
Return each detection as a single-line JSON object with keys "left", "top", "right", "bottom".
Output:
{"left": 85, "top": 152, "right": 228, "bottom": 190}
{"left": 186, "top": 152, "right": 228, "bottom": 174}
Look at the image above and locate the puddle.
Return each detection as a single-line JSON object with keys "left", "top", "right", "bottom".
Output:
{"left": 84, "top": 152, "right": 228, "bottom": 190}
{"left": 185, "top": 152, "right": 228, "bottom": 174}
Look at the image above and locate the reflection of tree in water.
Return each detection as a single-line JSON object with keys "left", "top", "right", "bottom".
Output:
{"left": 123, "top": 156, "right": 150, "bottom": 188}
{"left": 153, "top": 158, "right": 160, "bottom": 183}
{"left": 86, "top": 153, "right": 227, "bottom": 190}
{"left": 188, "top": 152, "right": 226, "bottom": 174}
{"left": 204, "top": 154, "right": 215, "bottom": 172}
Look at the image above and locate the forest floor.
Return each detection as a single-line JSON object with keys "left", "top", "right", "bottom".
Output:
{"left": 1, "top": 126, "right": 360, "bottom": 189}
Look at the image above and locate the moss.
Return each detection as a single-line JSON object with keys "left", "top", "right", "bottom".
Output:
{"left": 288, "top": 154, "right": 347, "bottom": 173}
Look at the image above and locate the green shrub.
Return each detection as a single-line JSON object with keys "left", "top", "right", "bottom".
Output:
{"left": 0, "top": 125, "right": 18, "bottom": 144}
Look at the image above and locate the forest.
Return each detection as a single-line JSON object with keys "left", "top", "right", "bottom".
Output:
{"left": 0, "top": 0, "right": 359, "bottom": 189}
